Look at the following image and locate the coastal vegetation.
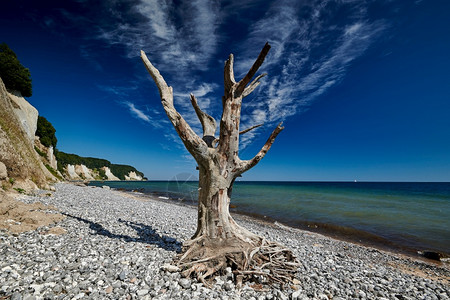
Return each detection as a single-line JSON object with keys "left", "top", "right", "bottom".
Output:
{"left": 36, "top": 116, "right": 57, "bottom": 148}
{"left": 55, "top": 151, "right": 144, "bottom": 180}
{"left": 0, "top": 43, "right": 32, "bottom": 97}
{"left": 141, "top": 43, "right": 298, "bottom": 286}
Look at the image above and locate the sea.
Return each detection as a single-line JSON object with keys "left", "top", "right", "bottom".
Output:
{"left": 89, "top": 181, "right": 450, "bottom": 256}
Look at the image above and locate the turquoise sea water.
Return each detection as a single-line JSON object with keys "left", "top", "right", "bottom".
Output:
{"left": 89, "top": 181, "right": 450, "bottom": 255}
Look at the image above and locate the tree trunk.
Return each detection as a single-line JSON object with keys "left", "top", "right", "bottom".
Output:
{"left": 194, "top": 164, "right": 257, "bottom": 242}
{"left": 140, "top": 43, "right": 299, "bottom": 287}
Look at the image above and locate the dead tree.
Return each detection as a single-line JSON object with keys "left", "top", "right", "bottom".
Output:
{"left": 141, "top": 43, "right": 299, "bottom": 286}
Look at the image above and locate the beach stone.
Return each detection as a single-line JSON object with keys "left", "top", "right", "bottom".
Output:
{"left": 0, "top": 161, "right": 7, "bottom": 179}
{"left": 179, "top": 278, "right": 191, "bottom": 289}
{"left": 161, "top": 264, "right": 180, "bottom": 273}
{"left": 224, "top": 282, "right": 234, "bottom": 291}
{"left": 422, "top": 251, "right": 442, "bottom": 261}
{"left": 119, "top": 269, "right": 128, "bottom": 280}
{"left": 137, "top": 289, "right": 149, "bottom": 296}
{"left": 10, "top": 293, "right": 22, "bottom": 300}
{"left": 291, "top": 290, "right": 303, "bottom": 299}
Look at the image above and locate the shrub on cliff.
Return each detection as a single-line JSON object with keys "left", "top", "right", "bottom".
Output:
{"left": 55, "top": 150, "right": 144, "bottom": 180}
{"left": 109, "top": 164, "right": 144, "bottom": 180}
{"left": 36, "top": 116, "right": 57, "bottom": 148}
{"left": 0, "top": 43, "right": 32, "bottom": 97}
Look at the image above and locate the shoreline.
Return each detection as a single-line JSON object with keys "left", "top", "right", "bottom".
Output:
{"left": 108, "top": 185, "right": 449, "bottom": 263}
{"left": 1, "top": 183, "right": 448, "bottom": 299}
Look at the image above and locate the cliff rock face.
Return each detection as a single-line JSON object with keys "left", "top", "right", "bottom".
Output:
{"left": 64, "top": 164, "right": 142, "bottom": 181}
{"left": 34, "top": 137, "right": 58, "bottom": 171}
{"left": 0, "top": 77, "right": 56, "bottom": 191}
{"left": 102, "top": 167, "right": 120, "bottom": 181}
{"left": 8, "top": 90, "right": 38, "bottom": 143}
{"left": 47, "top": 146, "right": 58, "bottom": 171}
{"left": 74, "top": 164, "right": 95, "bottom": 180}
{"left": 125, "top": 171, "right": 143, "bottom": 181}
{"left": 66, "top": 164, "right": 80, "bottom": 180}
{"left": 0, "top": 161, "right": 7, "bottom": 180}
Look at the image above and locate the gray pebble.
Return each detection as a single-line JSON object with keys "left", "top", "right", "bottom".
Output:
{"left": 179, "top": 278, "right": 191, "bottom": 289}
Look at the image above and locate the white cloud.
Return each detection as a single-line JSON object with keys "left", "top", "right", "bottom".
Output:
{"left": 65, "top": 0, "right": 389, "bottom": 153}
{"left": 136, "top": 0, "right": 175, "bottom": 41}
{"left": 235, "top": 0, "right": 387, "bottom": 149}
{"left": 93, "top": 0, "right": 220, "bottom": 75}
{"left": 124, "top": 101, "right": 152, "bottom": 123}
{"left": 89, "top": 0, "right": 223, "bottom": 140}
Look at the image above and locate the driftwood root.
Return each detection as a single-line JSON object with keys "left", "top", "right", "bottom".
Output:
{"left": 176, "top": 236, "right": 300, "bottom": 287}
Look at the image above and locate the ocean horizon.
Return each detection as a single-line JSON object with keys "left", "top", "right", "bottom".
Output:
{"left": 89, "top": 180, "right": 450, "bottom": 257}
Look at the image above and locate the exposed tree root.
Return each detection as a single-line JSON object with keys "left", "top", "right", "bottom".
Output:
{"left": 175, "top": 235, "right": 300, "bottom": 287}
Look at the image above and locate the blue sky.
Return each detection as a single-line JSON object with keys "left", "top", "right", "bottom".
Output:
{"left": 1, "top": 0, "right": 449, "bottom": 181}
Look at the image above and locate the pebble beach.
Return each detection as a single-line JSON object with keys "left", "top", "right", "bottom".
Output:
{"left": 1, "top": 183, "right": 449, "bottom": 300}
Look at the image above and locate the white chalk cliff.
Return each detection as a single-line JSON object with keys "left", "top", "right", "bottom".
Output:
{"left": 66, "top": 164, "right": 81, "bottom": 180}
{"left": 75, "top": 164, "right": 95, "bottom": 180}
{"left": 65, "top": 164, "right": 143, "bottom": 181}
{"left": 0, "top": 78, "right": 57, "bottom": 191}
{"left": 47, "top": 146, "right": 58, "bottom": 170}
{"left": 102, "top": 167, "right": 120, "bottom": 181}
{"left": 125, "top": 171, "right": 143, "bottom": 181}
{"left": 8, "top": 90, "right": 38, "bottom": 143}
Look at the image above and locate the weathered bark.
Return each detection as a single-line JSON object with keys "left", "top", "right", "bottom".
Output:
{"left": 141, "top": 43, "right": 299, "bottom": 286}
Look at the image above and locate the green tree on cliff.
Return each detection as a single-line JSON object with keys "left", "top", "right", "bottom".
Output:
{"left": 0, "top": 43, "right": 32, "bottom": 97}
{"left": 36, "top": 116, "right": 57, "bottom": 148}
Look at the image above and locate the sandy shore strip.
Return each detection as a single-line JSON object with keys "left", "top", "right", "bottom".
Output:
{"left": 1, "top": 183, "right": 449, "bottom": 300}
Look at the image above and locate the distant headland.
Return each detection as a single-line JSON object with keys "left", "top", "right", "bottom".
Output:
{"left": 0, "top": 43, "right": 145, "bottom": 194}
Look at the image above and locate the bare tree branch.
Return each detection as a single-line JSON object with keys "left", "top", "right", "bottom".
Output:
{"left": 239, "top": 123, "right": 264, "bottom": 135}
{"left": 140, "top": 50, "right": 172, "bottom": 104}
{"left": 224, "top": 54, "right": 236, "bottom": 93}
{"left": 190, "top": 93, "right": 217, "bottom": 137}
{"left": 236, "top": 42, "right": 271, "bottom": 95}
{"left": 242, "top": 73, "right": 267, "bottom": 98}
{"left": 140, "top": 50, "right": 208, "bottom": 160}
{"left": 238, "top": 122, "right": 284, "bottom": 174}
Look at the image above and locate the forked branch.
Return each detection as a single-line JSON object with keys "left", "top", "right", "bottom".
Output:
{"left": 238, "top": 122, "right": 284, "bottom": 174}
{"left": 140, "top": 50, "right": 208, "bottom": 159}
{"left": 190, "top": 93, "right": 217, "bottom": 138}
{"left": 224, "top": 54, "right": 236, "bottom": 93}
{"left": 242, "top": 73, "right": 267, "bottom": 98}
{"left": 236, "top": 42, "right": 271, "bottom": 95}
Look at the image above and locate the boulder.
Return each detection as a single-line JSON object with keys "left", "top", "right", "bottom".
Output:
{"left": 0, "top": 161, "right": 7, "bottom": 179}
{"left": 422, "top": 251, "right": 442, "bottom": 261}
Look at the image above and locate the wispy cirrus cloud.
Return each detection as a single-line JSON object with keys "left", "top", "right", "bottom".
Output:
{"left": 58, "top": 0, "right": 389, "bottom": 152}
{"left": 124, "top": 101, "right": 154, "bottom": 124}
{"left": 83, "top": 0, "right": 222, "bottom": 144}
{"left": 237, "top": 0, "right": 387, "bottom": 148}
{"left": 93, "top": 0, "right": 221, "bottom": 74}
